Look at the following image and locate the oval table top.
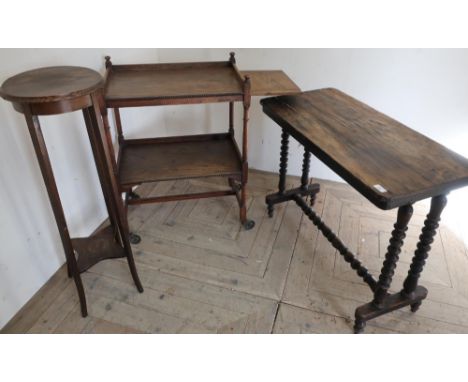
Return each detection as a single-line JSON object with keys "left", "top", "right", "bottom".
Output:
{"left": 0, "top": 66, "right": 103, "bottom": 104}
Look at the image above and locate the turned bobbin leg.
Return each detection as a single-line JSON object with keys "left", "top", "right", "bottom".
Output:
{"left": 353, "top": 205, "right": 414, "bottom": 333}
{"left": 277, "top": 129, "right": 289, "bottom": 196}
{"left": 402, "top": 194, "right": 447, "bottom": 312}
{"left": 300, "top": 149, "right": 320, "bottom": 207}
{"left": 301, "top": 149, "right": 311, "bottom": 189}
{"left": 266, "top": 139, "right": 320, "bottom": 216}
{"left": 353, "top": 197, "right": 447, "bottom": 332}
{"left": 293, "top": 195, "right": 377, "bottom": 291}
{"left": 372, "top": 204, "right": 414, "bottom": 307}
{"left": 266, "top": 129, "right": 289, "bottom": 217}
{"left": 354, "top": 205, "right": 413, "bottom": 333}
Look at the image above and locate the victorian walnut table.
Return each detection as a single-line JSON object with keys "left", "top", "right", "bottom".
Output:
{"left": 102, "top": 52, "right": 300, "bottom": 241}
{"left": 0, "top": 67, "right": 143, "bottom": 317}
{"left": 262, "top": 88, "right": 468, "bottom": 333}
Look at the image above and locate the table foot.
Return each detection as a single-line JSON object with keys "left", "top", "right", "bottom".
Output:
{"left": 410, "top": 301, "right": 422, "bottom": 313}
{"left": 267, "top": 203, "right": 274, "bottom": 218}
{"left": 79, "top": 300, "right": 88, "bottom": 317}
{"left": 127, "top": 255, "right": 144, "bottom": 293}
{"left": 310, "top": 192, "right": 317, "bottom": 207}
{"left": 353, "top": 318, "right": 366, "bottom": 334}
{"left": 129, "top": 232, "right": 142, "bottom": 245}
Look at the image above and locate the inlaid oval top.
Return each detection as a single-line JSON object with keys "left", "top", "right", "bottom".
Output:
{"left": 0, "top": 66, "right": 103, "bottom": 103}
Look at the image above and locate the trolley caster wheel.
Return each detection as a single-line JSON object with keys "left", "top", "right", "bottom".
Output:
{"left": 243, "top": 220, "right": 255, "bottom": 230}
{"left": 410, "top": 301, "right": 422, "bottom": 313}
{"left": 128, "top": 190, "right": 140, "bottom": 201}
{"left": 129, "top": 233, "right": 141, "bottom": 245}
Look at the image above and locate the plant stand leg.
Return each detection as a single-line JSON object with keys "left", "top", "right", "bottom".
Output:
{"left": 24, "top": 108, "right": 88, "bottom": 317}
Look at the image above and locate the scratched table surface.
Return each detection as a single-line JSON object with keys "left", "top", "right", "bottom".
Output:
{"left": 261, "top": 88, "right": 468, "bottom": 209}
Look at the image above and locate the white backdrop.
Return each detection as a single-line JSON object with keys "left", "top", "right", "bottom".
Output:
{"left": 1, "top": 49, "right": 467, "bottom": 328}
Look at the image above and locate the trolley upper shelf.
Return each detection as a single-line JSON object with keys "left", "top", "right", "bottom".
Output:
{"left": 104, "top": 59, "right": 300, "bottom": 107}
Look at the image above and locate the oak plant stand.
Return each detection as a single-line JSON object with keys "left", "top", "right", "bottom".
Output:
{"left": 102, "top": 52, "right": 300, "bottom": 240}
{"left": 0, "top": 67, "right": 143, "bottom": 317}
{"left": 262, "top": 88, "right": 468, "bottom": 333}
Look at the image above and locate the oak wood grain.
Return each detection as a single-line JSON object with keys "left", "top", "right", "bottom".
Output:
{"left": 0, "top": 66, "right": 103, "bottom": 103}
{"left": 118, "top": 134, "right": 242, "bottom": 187}
{"left": 3, "top": 173, "right": 468, "bottom": 333}
{"left": 240, "top": 70, "right": 300, "bottom": 96}
{"left": 261, "top": 88, "right": 468, "bottom": 209}
{"left": 105, "top": 62, "right": 243, "bottom": 104}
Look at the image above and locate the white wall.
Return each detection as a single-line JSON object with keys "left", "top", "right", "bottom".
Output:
{"left": 1, "top": 49, "right": 467, "bottom": 329}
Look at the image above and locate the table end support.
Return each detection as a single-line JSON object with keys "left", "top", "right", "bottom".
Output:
{"left": 401, "top": 194, "right": 448, "bottom": 307}
{"left": 372, "top": 204, "right": 413, "bottom": 307}
{"left": 266, "top": 183, "right": 320, "bottom": 218}
{"left": 354, "top": 286, "right": 428, "bottom": 333}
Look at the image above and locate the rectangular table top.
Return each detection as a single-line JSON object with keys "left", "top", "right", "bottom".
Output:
{"left": 261, "top": 88, "right": 468, "bottom": 210}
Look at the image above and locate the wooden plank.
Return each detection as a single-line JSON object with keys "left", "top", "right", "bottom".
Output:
{"left": 1, "top": 266, "right": 71, "bottom": 333}
{"left": 28, "top": 282, "right": 80, "bottom": 333}
{"left": 105, "top": 63, "right": 243, "bottom": 102}
{"left": 273, "top": 303, "right": 397, "bottom": 334}
{"left": 119, "top": 136, "right": 242, "bottom": 187}
{"left": 5, "top": 172, "right": 468, "bottom": 334}
{"left": 53, "top": 304, "right": 93, "bottom": 334}
{"left": 240, "top": 70, "right": 300, "bottom": 96}
{"left": 124, "top": 183, "right": 302, "bottom": 300}
{"left": 82, "top": 318, "right": 145, "bottom": 334}
{"left": 85, "top": 264, "right": 278, "bottom": 333}
{"left": 261, "top": 88, "right": 468, "bottom": 209}
{"left": 282, "top": 179, "right": 468, "bottom": 333}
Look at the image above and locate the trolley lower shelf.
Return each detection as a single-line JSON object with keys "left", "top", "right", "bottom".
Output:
{"left": 118, "top": 133, "right": 243, "bottom": 189}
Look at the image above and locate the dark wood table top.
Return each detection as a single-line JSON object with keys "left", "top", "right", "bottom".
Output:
{"left": 261, "top": 88, "right": 468, "bottom": 210}
{"left": 0, "top": 66, "right": 103, "bottom": 103}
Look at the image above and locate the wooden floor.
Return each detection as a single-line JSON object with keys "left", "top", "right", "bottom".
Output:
{"left": 3, "top": 170, "right": 468, "bottom": 334}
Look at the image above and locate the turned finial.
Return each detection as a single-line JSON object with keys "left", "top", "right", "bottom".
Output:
{"left": 229, "top": 52, "right": 236, "bottom": 64}
{"left": 244, "top": 74, "right": 251, "bottom": 87}
{"left": 105, "top": 56, "right": 112, "bottom": 69}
